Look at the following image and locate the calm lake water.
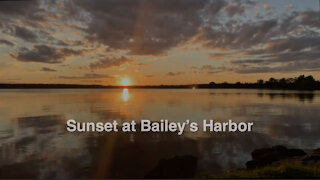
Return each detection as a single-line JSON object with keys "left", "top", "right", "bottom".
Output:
{"left": 0, "top": 89, "right": 319, "bottom": 178}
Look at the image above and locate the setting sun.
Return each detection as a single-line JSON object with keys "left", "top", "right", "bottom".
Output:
{"left": 120, "top": 77, "right": 132, "bottom": 86}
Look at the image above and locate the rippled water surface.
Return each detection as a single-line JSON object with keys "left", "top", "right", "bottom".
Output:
{"left": 0, "top": 89, "right": 319, "bottom": 178}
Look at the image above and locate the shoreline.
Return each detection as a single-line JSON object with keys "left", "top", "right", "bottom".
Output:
{"left": 0, "top": 85, "right": 320, "bottom": 91}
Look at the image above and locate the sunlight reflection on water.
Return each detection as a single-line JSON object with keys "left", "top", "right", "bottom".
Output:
{"left": 122, "top": 88, "right": 129, "bottom": 102}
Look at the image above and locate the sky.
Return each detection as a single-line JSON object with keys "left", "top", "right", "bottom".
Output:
{"left": 0, "top": 0, "right": 319, "bottom": 85}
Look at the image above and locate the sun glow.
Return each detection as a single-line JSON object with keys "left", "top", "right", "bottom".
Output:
{"left": 120, "top": 77, "right": 132, "bottom": 86}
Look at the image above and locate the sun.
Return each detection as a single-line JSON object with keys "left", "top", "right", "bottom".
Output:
{"left": 120, "top": 77, "right": 131, "bottom": 86}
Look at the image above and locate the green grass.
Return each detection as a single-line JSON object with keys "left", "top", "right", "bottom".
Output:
{"left": 203, "top": 162, "right": 320, "bottom": 179}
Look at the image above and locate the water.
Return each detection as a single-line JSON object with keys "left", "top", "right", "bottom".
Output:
{"left": 0, "top": 89, "right": 319, "bottom": 178}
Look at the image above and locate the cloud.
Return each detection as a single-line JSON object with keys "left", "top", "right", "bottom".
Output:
{"left": 285, "top": 4, "right": 294, "bottom": 9}
{"left": 145, "top": 75, "right": 154, "bottom": 78}
{"left": 41, "top": 67, "right": 57, "bottom": 72}
{"left": 56, "top": 39, "right": 84, "bottom": 47}
{"left": 263, "top": 4, "right": 270, "bottom": 10}
{"left": 298, "top": 10, "right": 320, "bottom": 28}
{"left": 72, "top": 0, "right": 227, "bottom": 55}
{"left": 59, "top": 73, "right": 112, "bottom": 79}
{"left": 208, "top": 52, "right": 234, "bottom": 60}
{"left": 0, "top": 0, "right": 44, "bottom": 20}
{"left": 233, "top": 50, "right": 320, "bottom": 73}
{"left": 199, "top": 19, "right": 279, "bottom": 50}
{"left": 247, "top": 37, "right": 320, "bottom": 55}
{"left": 0, "top": 0, "right": 84, "bottom": 48}
{"left": 12, "top": 45, "right": 87, "bottom": 63}
{"left": 13, "top": 26, "right": 38, "bottom": 42}
{"left": 0, "top": 0, "right": 51, "bottom": 42}
{"left": 1, "top": 0, "right": 320, "bottom": 76}
{"left": 223, "top": 3, "right": 245, "bottom": 17}
{"left": 166, "top": 72, "right": 184, "bottom": 76}
{"left": 89, "top": 56, "right": 133, "bottom": 69}
{"left": 199, "top": 8, "right": 320, "bottom": 74}
{"left": 192, "top": 65, "right": 227, "bottom": 74}
{"left": 192, "top": 65, "right": 215, "bottom": 70}
{"left": 233, "top": 62, "right": 320, "bottom": 74}
{"left": 0, "top": 39, "right": 14, "bottom": 46}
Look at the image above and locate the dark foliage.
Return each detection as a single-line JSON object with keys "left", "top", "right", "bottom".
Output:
{"left": 203, "top": 75, "right": 320, "bottom": 90}
{"left": 0, "top": 75, "right": 319, "bottom": 90}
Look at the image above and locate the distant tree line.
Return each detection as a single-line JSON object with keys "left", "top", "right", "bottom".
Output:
{"left": 202, "top": 75, "right": 320, "bottom": 90}
{"left": 0, "top": 75, "right": 319, "bottom": 90}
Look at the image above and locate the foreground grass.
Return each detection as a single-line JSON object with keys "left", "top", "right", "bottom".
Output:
{"left": 204, "top": 162, "right": 320, "bottom": 179}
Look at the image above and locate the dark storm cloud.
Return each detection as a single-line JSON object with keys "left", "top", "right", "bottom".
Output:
{"left": 72, "top": 0, "right": 226, "bottom": 55}
{"left": 0, "top": 0, "right": 43, "bottom": 20}
{"left": 41, "top": 67, "right": 57, "bottom": 72}
{"left": 299, "top": 10, "right": 320, "bottom": 28}
{"left": 0, "top": 23, "right": 51, "bottom": 43}
{"left": 59, "top": 73, "right": 112, "bottom": 79}
{"left": 0, "top": 39, "right": 14, "bottom": 46}
{"left": 12, "top": 45, "right": 86, "bottom": 63}
{"left": 89, "top": 56, "right": 133, "bottom": 69}
{"left": 13, "top": 26, "right": 38, "bottom": 42}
